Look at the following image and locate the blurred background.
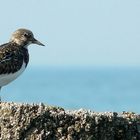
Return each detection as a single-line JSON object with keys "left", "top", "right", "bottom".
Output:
{"left": 0, "top": 0, "right": 140, "bottom": 112}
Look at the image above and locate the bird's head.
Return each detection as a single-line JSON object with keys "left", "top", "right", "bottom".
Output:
{"left": 10, "top": 28, "right": 45, "bottom": 47}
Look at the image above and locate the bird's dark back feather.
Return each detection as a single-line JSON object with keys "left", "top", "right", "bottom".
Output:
{"left": 0, "top": 42, "right": 29, "bottom": 74}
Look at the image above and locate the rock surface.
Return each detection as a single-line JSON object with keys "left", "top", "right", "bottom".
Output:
{"left": 0, "top": 102, "right": 140, "bottom": 140}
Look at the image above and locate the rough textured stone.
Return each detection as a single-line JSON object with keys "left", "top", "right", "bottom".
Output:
{"left": 0, "top": 102, "right": 140, "bottom": 140}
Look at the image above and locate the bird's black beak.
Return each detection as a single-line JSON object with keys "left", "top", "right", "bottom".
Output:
{"left": 32, "top": 38, "right": 45, "bottom": 46}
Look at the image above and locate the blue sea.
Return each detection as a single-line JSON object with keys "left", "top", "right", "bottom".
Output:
{"left": 2, "top": 66, "right": 140, "bottom": 113}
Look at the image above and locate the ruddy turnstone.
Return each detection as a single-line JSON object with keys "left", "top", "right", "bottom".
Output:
{"left": 0, "top": 28, "right": 44, "bottom": 90}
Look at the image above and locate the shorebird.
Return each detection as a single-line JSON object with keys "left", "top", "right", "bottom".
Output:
{"left": 0, "top": 28, "right": 44, "bottom": 91}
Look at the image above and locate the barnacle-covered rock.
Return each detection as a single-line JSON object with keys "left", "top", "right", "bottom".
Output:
{"left": 0, "top": 102, "right": 140, "bottom": 140}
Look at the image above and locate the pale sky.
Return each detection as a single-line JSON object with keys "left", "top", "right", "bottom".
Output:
{"left": 0, "top": 0, "right": 140, "bottom": 67}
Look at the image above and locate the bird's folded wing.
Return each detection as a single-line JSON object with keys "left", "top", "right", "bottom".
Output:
{"left": 0, "top": 45, "right": 23, "bottom": 74}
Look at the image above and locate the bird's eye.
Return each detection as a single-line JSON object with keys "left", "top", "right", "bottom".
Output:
{"left": 23, "top": 33, "right": 29, "bottom": 37}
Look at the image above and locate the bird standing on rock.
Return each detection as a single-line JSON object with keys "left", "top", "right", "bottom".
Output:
{"left": 0, "top": 28, "right": 45, "bottom": 91}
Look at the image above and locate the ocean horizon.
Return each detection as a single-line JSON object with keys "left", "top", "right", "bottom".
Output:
{"left": 2, "top": 66, "right": 140, "bottom": 113}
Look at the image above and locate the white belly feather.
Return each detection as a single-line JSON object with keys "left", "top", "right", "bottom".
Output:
{"left": 0, "top": 62, "right": 26, "bottom": 87}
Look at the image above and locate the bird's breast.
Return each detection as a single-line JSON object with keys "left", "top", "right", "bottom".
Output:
{"left": 0, "top": 62, "right": 26, "bottom": 87}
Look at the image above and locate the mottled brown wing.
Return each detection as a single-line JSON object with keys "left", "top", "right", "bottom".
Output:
{"left": 0, "top": 43, "right": 24, "bottom": 74}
